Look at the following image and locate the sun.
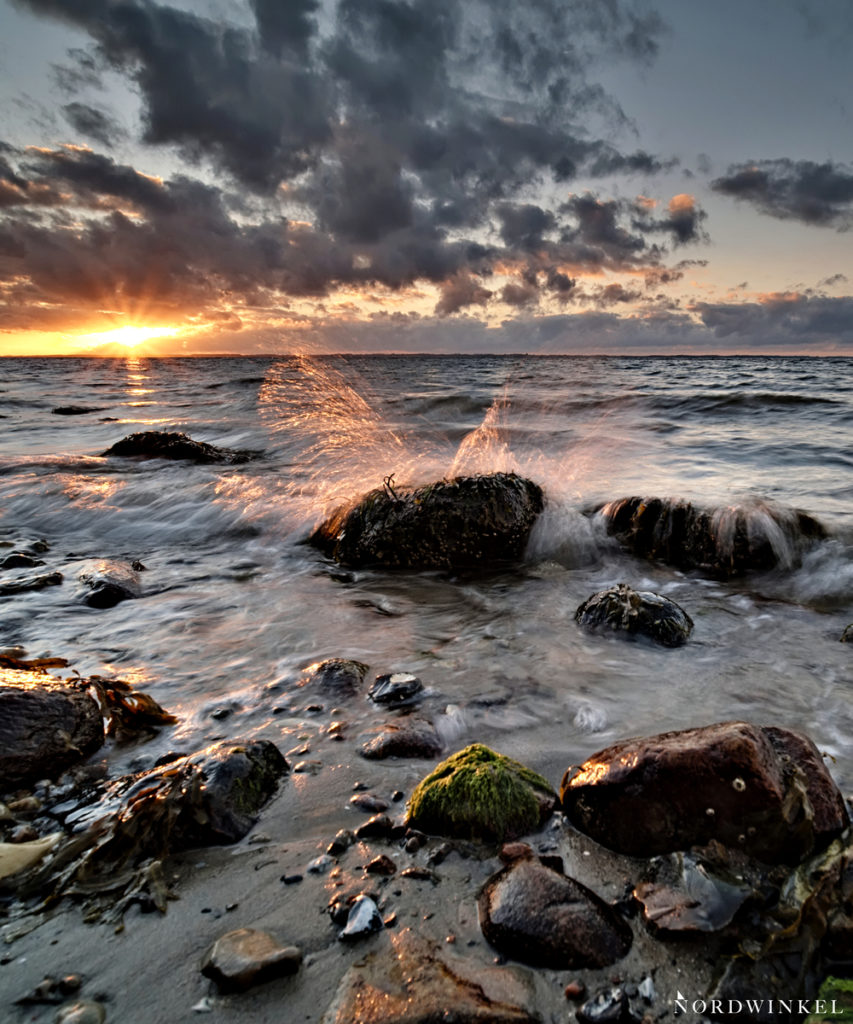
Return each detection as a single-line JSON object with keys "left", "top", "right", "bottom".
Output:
{"left": 75, "top": 325, "right": 182, "bottom": 350}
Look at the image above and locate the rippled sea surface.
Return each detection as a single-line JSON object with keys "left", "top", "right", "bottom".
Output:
{"left": 1, "top": 354, "right": 852, "bottom": 790}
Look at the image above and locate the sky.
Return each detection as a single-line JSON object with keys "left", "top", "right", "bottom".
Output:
{"left": 0, "top": 0, "right": 852, "bottom": 356}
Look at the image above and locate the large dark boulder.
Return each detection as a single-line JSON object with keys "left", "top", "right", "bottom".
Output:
{"left": 478, "top": 853, "right": 632, "bottom": 969}
{"left": 102, "top": 430, "right": 256, "bottom": 464}
{"left": 0, "top": 670, "right": 104, "bottom": 789}
{"left": 560, "top": 721, "right": 848, "bottom": 864}
{"left": 310, "top": 472, "right": 543, "bottom": 570}
{"left": 596, "top": 496, "right": 826, "bottom": 576}
{"left": 575, "top": 582, "right": 693, "bottom": 647}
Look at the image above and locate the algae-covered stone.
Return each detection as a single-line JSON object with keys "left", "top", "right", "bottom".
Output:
{"left": 310, "top": 472, "right": 543, "bottom": 570}
{"left": 804, "top": 977, "right": 853, "bottom": 1022}
{"left": 406, "top": 744, "right": 556, "bottom": 842}
{"left": 575, "top": 582, "right": 693, "bottom": 648}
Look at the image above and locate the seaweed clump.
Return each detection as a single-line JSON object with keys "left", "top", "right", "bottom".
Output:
{"left": 406, "top": 743, "right": 556, "bottom": 842}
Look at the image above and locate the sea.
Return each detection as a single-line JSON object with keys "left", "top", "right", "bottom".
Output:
{"left": 1, "top": 354, "right": 852, "bottom": 799}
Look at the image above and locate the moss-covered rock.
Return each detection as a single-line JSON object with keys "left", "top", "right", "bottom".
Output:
{"left": 805, "top": 977, "right": 853, "bottom": 1021}
{"left": 406, "top": 744, "right": 556, "bottom": 842}
{"left": 310, "top": 472, "right": 543, "bottom": 570}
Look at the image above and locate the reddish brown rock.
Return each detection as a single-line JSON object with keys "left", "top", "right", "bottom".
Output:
{"left": 360, "top": 720, "right": 443, "bottom": 760}
{"left": 201, "top": 928, "right": 302, "bottom": 992}
{"left": 560, "top": 721, "right": 848, "bottom": 863}
{"left": 478, "top": 856, "right": 632, "bottom": 970}
{"left": 0, "top": 669, "right": 104, "bottom": 789}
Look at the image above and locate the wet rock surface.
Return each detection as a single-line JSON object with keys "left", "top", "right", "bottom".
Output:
{"left": 78, "top": 560, "right": 142, "bottom": 609}
{"left": 406, "top": 744, "right": 556, "bottom": 842}
{"left": 101, "top": 430, "right": 257, "bottom": 464}
{"left": 321, "top": 928, "right": 539, "bottom": 1024}
{"left": 360, "top": 719, "right": 443, "bottom": 760}
{"left": 842, "top": 624, "right": 853, "bottom": 643}
{"left": 339, "top": 894, "right": 383, "bottom": 941}
{"left": 310, "top": 472, "right": 543, "bottom": 570}
{"left": 54, "top": 1001, "right": 106, "bottom": 1024}
{"left": 560, "top": 720, "right": 848, "bottom": 862}
{"left": 597, "top": 495, "right": 826, "bottom": 576}
{"left": 301, "top": 658, "right": 368, "bottom": 697}
{"left": 0, "top": 570, "right": 63, "bottom": 596}
{"left": 368, "top": 672, "right": 424, "bottom": 707}
{"left": 478, "top": 854, "right": 632, "bottom": 969}
{"left": 575, "top": 582, "right": 693, "bottom": 647}
{"left": 0, "top": 670, "right": 104, "bottom": 788}
{"left": 200, "top": 928, "right": 302, "bottom": 991}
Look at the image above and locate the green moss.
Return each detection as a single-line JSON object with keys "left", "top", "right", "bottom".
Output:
{"left": 406, "top": 743, "right": 555, "bottom": 842}
{"left": 805, "top": 976, "right": 853, "bottom": 1021}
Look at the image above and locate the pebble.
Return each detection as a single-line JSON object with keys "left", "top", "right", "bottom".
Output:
{"left": 576, "top": 987, "right": 628, "bottom": 1024}
{"left": 55, "top": 1001, "right": 106, "bottom": 1024}
{"left": 10, "top": 825, "right": 39, "bottom": 843}
{"left": 400, "top": 866, "right": 437, "bottom": 882}
{"left": 349, "top": 793, "right": 390, "bottom": 813}
{"left": 365, "top": 854, "right": 397, "bottom": 876}
{"left": 280, "top": 874, "right": 303, "bottom": 885}
{"left": 565, "top": 981, "right": 586, "bottom": 1000}
{"left": 327, "top": 829, "right": 356, "bottom": 855}
{"left": 354, "top": 814, "right": 394, "bottom": 840}
{"left": 307, "top": 854, "right": 334, "bottom": 875}
{"left": 339, "top": 895, "right": 383, "bottom": 942}
{"left": 367, "top": 672, "right": 424, "bottom": 707}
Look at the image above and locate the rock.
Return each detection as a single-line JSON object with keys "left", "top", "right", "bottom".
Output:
{"left": 322, "top": 928, "right": 538, "bottom": 1024}
{"left": 54, "top": 1001, "right": 106, "bottom": 1024}
{"left": 52, "top": 406, "right": 106, "bottom": 416}
{"left": 406, "top": 744, "right": 556, "bottom": 842}
{"left": 339, "top": 894, "right": 383, "bottom": 941}
{"left": 560, "top": 721, "right": 848, "bottom": 863}
{"left": 328, "top": 829, "right": 356, "bottom": 855}
{"left": 0, "top": 571, "right": 63, "bottom": 596}
{"left": 78, "top": 560, "right": 142, "bottom": 609}
{"left": 0, "top": 670, "right": 104, "bottom": 788}
{"left": 310, "top": 472, "right": 544, "bottom": 570}
{"left": 308, "top": 853, "right": 334, "bottom": 874}
{"left": 350, "top": 793, "right": 390, "bottom": 813}
{"left": 596, "top": 495, "right": 826, "bottom": 577}
{"left": 366, "top": 854, "right": 397, "bottom": 876}
{"left": 354, "top": 814, "right": 395, "bottom": 840}
{"left": 102, "top": 430, "right": 257, "bottom": 464}
{"left": 200, "top": 928, "right": 302, "bottom": 992}
{"left": 368, "top": 673, "right": 424, "bottom": 707}
{"left": 575, "top": 583, "right": 693, "bottom": 647}
{"left": 575, "top": 987, "right": 637, "bottom": 1024}
{"left": 478, "top": 855, "right": 632, "bottom": 969}
{"left": 302, "top": 658, "right": 369, "bottom": 698}
{"left": 0, "top": 552, "right": 44, "bottom": 569}
{"left": 180, "top": 739, "right": 289, "bottom": 845}
{"left": 842, "top": 624, "right": 853, "bottom": 643}
{"left": 360, "top": 720, "right": 443, "bottom": 760}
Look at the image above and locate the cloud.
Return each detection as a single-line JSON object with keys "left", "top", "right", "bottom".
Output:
{"left": 61, "top": 102, "right": 127, "bottom": 148}
{"left": 693, "top": 293, "right": 853, "bottom": 347}
{"left": 711, "top": 159, "right": 853, "bottom": 230}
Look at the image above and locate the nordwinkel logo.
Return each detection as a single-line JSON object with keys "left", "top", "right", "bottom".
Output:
{"left": 675, "top": 991, "right": 840, "bottom": 1017}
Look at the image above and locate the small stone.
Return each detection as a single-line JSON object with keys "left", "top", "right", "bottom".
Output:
{"left": 400, "top": 866, "right": 437, "bottom": 882}
{"left": 500, "top": 842, "right": 534, "bottom": 864}
{"left": 339, "top": 895, "right": 383, "bottom": 942}
{"left": 427, "top": 841, "right": 453, "bottom": 867}
{"left": 8, "top": 796, "right": 42, "bottom": 815}
{"left": 383, "top": 912, "right": 397, "bottom": 928}
{"left": 576, "top": 987, "right": 629, "bottom": 1024}
{"left": 365, "top": 855, "right": 397, "bottom": 876}
{"left": 10, "top": 825, "right": 39, "bottom": 843}
{"left": 638, "top": 976, "right": 655, "bottom": 1003}
{"left": 201, "top": 928, "right": 302, "bottom": 992}
{"left": 293, "top": 760, "right": 323, "bottom": 774}
{"left": 564, "top": 981, "right": 586, "bottom": 1000}
{"left": 280, "top": 874, "right": 303, "bottom": 885}
{"left": 59, "top": 976, "right": 82, "bottom": 995}
{"left": 360, "top": 719, "right": 444, "bottom": 761}
{"left": 391, "top": 790, "right": 404, "bottom": 802}
{"left": 354, "top": 814, "right": 394, "bottom": 840}
{"left": 210, "top": 708, "right": 231, "bottom": 721}
{"left": 307, "top": 854, "right": 334, "bottom": 874}
{"left": 349, "top": 792, "right": 390, "bottom": 813}
{"left": 368, "top": 673, "right": 424, "bottom": 707}
{"left": 404, "top": 835, "right": 422, "bottom": 854}
{"left": 55, "top": 1001, "right": 106, "bottom": 1024}
{"left": 327, "top": 830, "right": 356, "bottom": 855}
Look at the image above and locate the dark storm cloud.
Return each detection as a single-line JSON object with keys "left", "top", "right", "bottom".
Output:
{"left": 694, "top": 293, "right": 853, "bottom": 347}
{"left": 711, "top": 159, "right": 853, "bottom": 230}
{"left": 61, "top": 102, "right": 126, "bottom": 148}
{"left": 5, "top": 0, "right": 709, "bottom": 327}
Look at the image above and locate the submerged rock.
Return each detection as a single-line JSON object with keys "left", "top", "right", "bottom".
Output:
{"left": 360, "top": 719, "right": 443, "bottom": 760}
{"left": 322, "top": 928, "right": 538, "bottom": 1024}
{"left": 597, "top": 495, "right": 826, "bottom": 576}
{"left": 0, "top": 570, "right": 63, "bottom": 596}
{"left": 575, "top": 582, "right": 693, "bottom": 647}
{"left": 478, "top": 854, "right": 632, "bottom": 969}
{"left": 79, "top": 560, "right": 142, "bottom": 609}
{"left": 201, "top": 928, "right": 302, "bottom": 992}
{"left": 560, "top": 721, "right": 848, "bottom": 863}
{"left": 0, "top": 670, "right": 104, "bottom": 788}
{"left": 52, "top": 405, "right": 106, "bottom": 416}
{"left": 102, "top": 430, "right": 257, "bottom": 464}
{"left": 0, "top": 551, "right": 45, "bottom": 569}
{"left": 310, "top": 472, "right": 543, "bottom": 570}
{"left": 842, "top": 624, "right": 853, "bottom": 643}
{"left": 406, "top": 744, "right": 556, "bottom": 842}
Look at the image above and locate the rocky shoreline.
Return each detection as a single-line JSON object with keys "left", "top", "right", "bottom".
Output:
{"left": 2, "top": 459, "right": 853, "bottom": 1024}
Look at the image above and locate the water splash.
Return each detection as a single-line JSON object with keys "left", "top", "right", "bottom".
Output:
{"left": 448, "top": 389, "right": 516, "bottom": 477}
